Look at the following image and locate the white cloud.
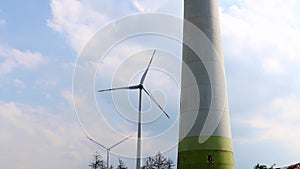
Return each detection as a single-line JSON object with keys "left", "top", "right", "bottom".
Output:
{"left": 0, "top": 101, "right": 92, "bottom": 169}
{"left": 244, "top": 97, "right": 300, "bottom": 151}
{"left": 261, "top": 58, "right": 285, "bottom": 74}
{"left": 221, "top": 1, "right": 300, "bottom": 167}
{"left": 47, "top": 0, "right": 182, "bottom": 53}
{"left": 47, "top": 0, "right": 108, "bottom": 53}
{"left": 47, "top": 0, "right": 147, "bottom": 53}
{"left": 34, "top": 79, "right": 58, "bottom": 88}
{"left": 221, "top": 0, "right": 300, "bottom": 74}
{"left": 132, "top": 0, "right": 182, "bottom": 16}
{"left": 132, "top": 0, "right": 168, "bottom": 12}
{"left": 0, "top": 45, "right": 45, "bottom": 74}
{"left": 0, "top": 19, "right": 5, "bottom": 26}
{"left": 231, "top": 96, "right": 300, "bottom": 168}
{"left": 13, "top": 79, "right": 26, "bottom": 89}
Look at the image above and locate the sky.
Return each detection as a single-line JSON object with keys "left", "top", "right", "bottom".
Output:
{"left": 1, "top": 0, "right": 300, "bottom": 169}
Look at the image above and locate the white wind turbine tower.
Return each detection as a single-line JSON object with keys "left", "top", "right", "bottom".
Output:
{"left": 97, "top": 49, "right": 170, "bottom": 169}
{"left": 87, "top": 136, "right": 131, "bottom": 168}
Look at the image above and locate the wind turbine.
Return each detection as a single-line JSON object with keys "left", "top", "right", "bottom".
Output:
{"left": 87, "top": 136, "right": 131, "bottom": 169}
{"left": 97, "top": 49, "right": 170, "bottom": 169}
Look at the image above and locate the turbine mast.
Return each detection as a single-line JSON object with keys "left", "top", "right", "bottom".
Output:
{"left": 178, "top": 0, "right": 234, "bottom": 168}
{"left": 97, "top": 49, "right": 169, "bottom": 169}
{"left": 136, "top": 88, "right": 142, "bottom": 169}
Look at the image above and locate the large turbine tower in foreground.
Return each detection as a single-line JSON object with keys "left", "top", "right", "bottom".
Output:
{"left": 178, "top": 0, "right": 234, "bottom": 168}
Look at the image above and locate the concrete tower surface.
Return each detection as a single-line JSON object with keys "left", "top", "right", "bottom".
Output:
{"left": 178, "top": 0, "right": 234, "bottom": 169}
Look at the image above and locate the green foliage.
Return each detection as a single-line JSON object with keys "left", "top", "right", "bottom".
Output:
{"left": 116, "top": 159, "right": 127, "bottom": 169}
{"left": 89, "top": 151, "right": 174, "bottom": 169}
{"left": 89, "top": 151, "right": 107, "bottom": 169}
{"left": 254, "top": 163, "right": 276, "bottom": 169}
{"left": 142, "top": 152, "right": 175, "bottom": 169}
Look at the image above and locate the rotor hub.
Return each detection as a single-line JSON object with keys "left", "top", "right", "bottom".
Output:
{"left": 138, "top": 84, "right": 143, "bottom": 89}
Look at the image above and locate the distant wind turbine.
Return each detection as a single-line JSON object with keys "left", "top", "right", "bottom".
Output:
{"left": 97, "top": 49, "right": 170, "bottom": 169}
{"left": 87, "top": 136, "right": 131, "bottom": 168}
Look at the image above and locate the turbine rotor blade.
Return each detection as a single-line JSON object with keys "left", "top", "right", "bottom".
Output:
{"left": 143, "top": 87, "right": 170, "bottom": 119}
{"left": 97, "top": 85, "right": 139, "bottom": 92}
{"left": 87, "top": 136, "right": 108, "bottom": 150}
{"left": 109, "top": 136, "right": 131, "bottom": 150}
{"left": 140, "top": 49, "right": 156, "bottom": 84}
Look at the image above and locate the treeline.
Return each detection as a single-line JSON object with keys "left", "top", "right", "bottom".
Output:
{"left": 89, "top": 152, "right": 174, "bottom": 169}
{"left": 254, "top": 163, "right": 277, "bottom": 169}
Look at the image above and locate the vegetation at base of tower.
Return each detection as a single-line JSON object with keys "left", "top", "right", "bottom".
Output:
{"left": 88, "top": 151, "right": 174, "bottom": 169}
{"left": 141, "top": 152, "right": 174, "bottom": 169}
{"left": 116, "top": 159, "right": 127, "bottom": 169}
{"left": 89, "top": 151, "right": 107, "bottom": 169}
{"left": 88, "top": 151, "right": 116, "bottom": 169}
{"left": 254, "top": 163, "right": 276, "bottom": 169}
